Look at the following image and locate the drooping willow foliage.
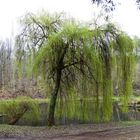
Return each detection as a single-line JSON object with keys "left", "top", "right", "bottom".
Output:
{"left": 16, "top": 12, "right": 135, "bottom": 125}
{"left": 114, "top": 35, "right": 135, "bottom": 112}
{"left": 89, "top": 24, "right": 135, "bottom": 121}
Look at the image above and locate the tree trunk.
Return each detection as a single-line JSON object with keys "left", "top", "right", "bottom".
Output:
{"left": 8, "top": 107, "right": 28, "bottom": 125}
{"left": 47, "top": 69, "right": 61, "bottom": 126}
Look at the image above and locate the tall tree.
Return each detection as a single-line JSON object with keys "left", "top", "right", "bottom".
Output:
{"left": 17, "top": 12, "right": 135, "bottom": 126}
{"left": 0, "top": 39, "right": 12, "bottom": 89}
{"left": 16, "top": 13, "right": 95, "bottom": 125}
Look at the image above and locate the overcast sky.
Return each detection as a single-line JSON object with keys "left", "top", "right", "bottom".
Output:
{"left": 0, "top": 0, "right": 140, "bottom": 38}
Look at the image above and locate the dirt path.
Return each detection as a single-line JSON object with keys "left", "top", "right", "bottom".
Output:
{"left": 0, "top": 123, "right": 140, "bottom": 140}
{"left": 49, "top": 125, "right": 140, "bottom": 140}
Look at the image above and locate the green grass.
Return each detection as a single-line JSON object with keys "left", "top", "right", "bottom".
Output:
{"left": 120, "top": 121, "right": 140, "bottom": 126}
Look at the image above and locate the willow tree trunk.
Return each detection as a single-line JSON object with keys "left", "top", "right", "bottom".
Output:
{"left": 47, "top": 69, "right": 61, "bottom": 126}
{"left": 8, "top": 107, "right": 28, "bottom": 125}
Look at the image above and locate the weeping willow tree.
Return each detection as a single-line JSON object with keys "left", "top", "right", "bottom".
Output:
{"left": 90, "top": 24, "right": 135, "bottom": 121}
{"left": 34, "top": 23, "right": 96, "bottom": 126}
{"left": 115, "top": 34, "right": 135, "bottom": 112}
{"left": 16, "top": 12, "right": 135, "bottom": 126}
{"left": 16, "top": 12, "right": 95, "bottom": 126}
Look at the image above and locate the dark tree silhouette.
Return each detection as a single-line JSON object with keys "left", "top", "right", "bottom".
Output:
{"left": 92, "top": 0, "right": 140, "bottom": 12}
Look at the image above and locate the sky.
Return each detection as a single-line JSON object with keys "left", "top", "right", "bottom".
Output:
{"left": 0, "top": 0, "right": 140, "bottom": 38}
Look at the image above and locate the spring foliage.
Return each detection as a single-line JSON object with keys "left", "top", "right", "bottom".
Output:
{"left": 0, "top": 96, "right": 41, "bottom": 124}
{"left": 16, "top": 12, "right": 135, "bottom": 123}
